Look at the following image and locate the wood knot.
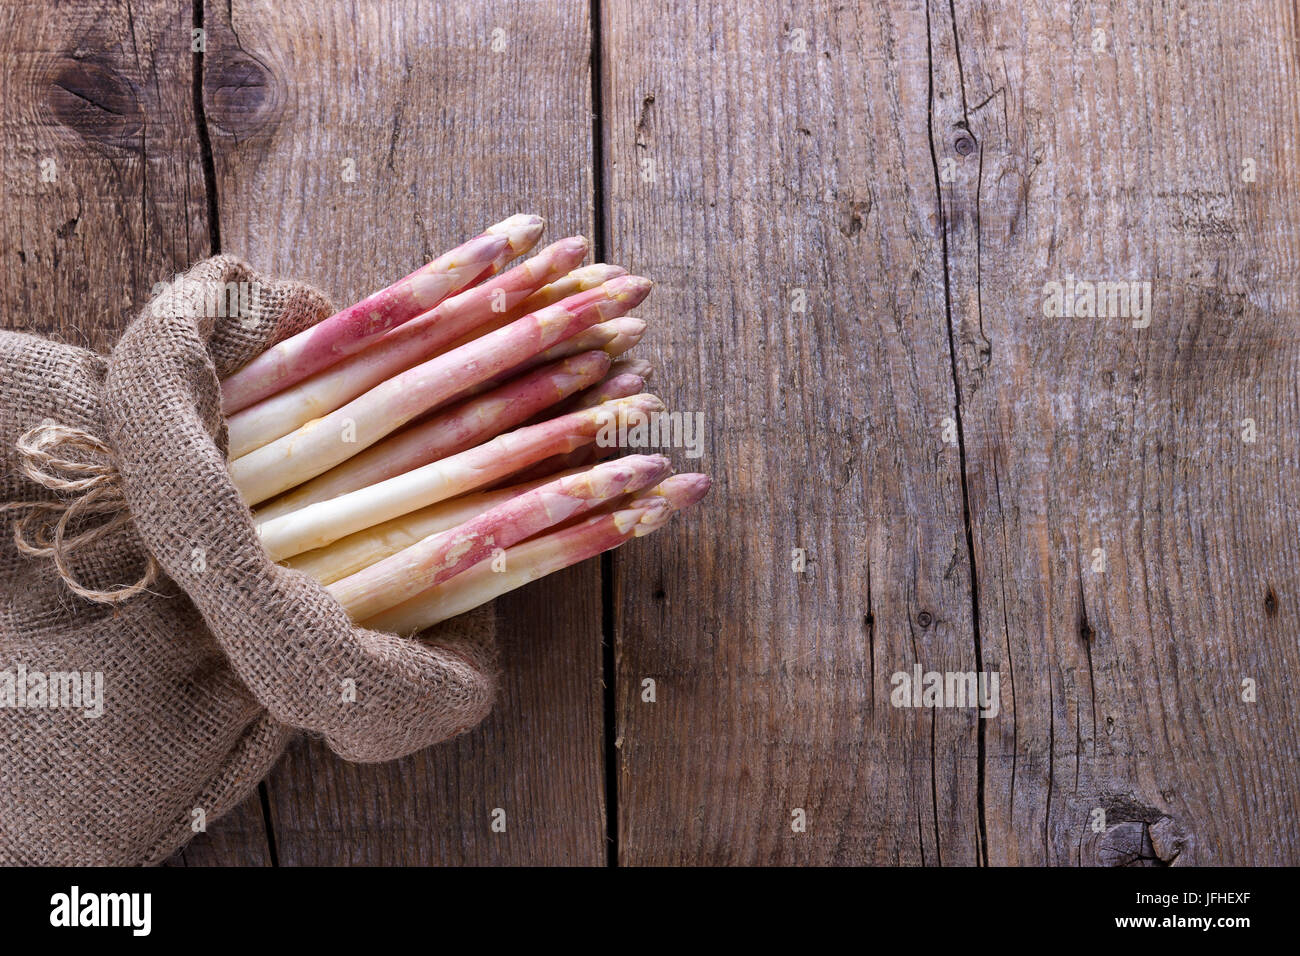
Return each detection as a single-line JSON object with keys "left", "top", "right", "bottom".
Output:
{"left": 916, "top": 610, "right": 933, "bottom": 628}
{"left": 48, "top": 57, "right": 143, "bottom": 150}
{"left": 1085, "top": 795, "right": 1192, "bottom": 866}
{"left": 838, "top": 199, "right": 872, "bottom": 237}
{"left": 953, "top": 132, "right": 976, "bottom": 156}
{"left": 203, "top": 50, "right": 279, "bottom": 137}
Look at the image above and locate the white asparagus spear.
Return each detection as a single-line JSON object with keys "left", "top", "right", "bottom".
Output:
{"left": 220, "top": 216, "right": 541, "bottom": 413}
{"left": 327, "top": 455, "right": 671, "bottom": 620}
{"left": 230, "top": 276, "right": 652, "bottom": 505}
{"left": 362, "top": 473, "right": 711, "bottom": 634}
{"left": 434, "top": 263, "right": 629, "bottom": 354}
{"left": 284, "top": 467, "right": 588, "bottom": 585}
{"left": 225, "top": 235, "right": 590, "bottom": 458}
{"left": 252, "top": 351, "right": 610, "bottom": 523}
{"left": 256, "top": 394, "right": 664, "bottom": 561}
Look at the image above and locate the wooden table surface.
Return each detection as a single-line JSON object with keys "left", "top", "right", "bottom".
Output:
{"left": 2, "top": 0, "right": 1297, "bottom": 866}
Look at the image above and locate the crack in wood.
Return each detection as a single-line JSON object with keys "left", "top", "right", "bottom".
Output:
{"left": 925, "top": 0, "right": 988, "bottom": 867}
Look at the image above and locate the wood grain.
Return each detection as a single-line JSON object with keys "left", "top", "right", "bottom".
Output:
{"left": 603, "top": 0, "right": 1300, "bottom": 865}
{"left": 0, "top": 0, "right": 209, "bottom": 352}
{"left": 601, "top": 0, "right": 983, "bottom": 864}
{"left": 934, "top": 0, "right": 1300, "bottom": 865}
{"left": 200, "top": 0, "right": 606, "bottom": 864}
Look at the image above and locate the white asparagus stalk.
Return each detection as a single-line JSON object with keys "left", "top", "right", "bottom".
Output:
{"left": 502, "top": 368, "right": 655, "bottom": 482}
{"left": 285, "top": 467, "right": 589, "bottom": 584}
{"left": 516, "top": 362, "right": 651, "bottom": 432}
{"left": 362, "top": 505, "right": 661, "bottom": 633}
{"left": 230, "top": 276, "right": 652, "bottom": 505}
{"left": 436, "top": 263, "right": 629, "bottom": 354}
{"left": 253, "top": 351, "right": 610, "bottom": 522}
{"left": 225, "top": 235, "right": 590, "bottom": 458}
{"left": 559, "top": 363, "right": 654, "bottom": 415}
{"left": 483, "top": 213, "right": 548, "bottom": 271}
{"left": 523, "top": 316, "right": 645, "bottom": 372}
{"left": 220, "top": 217, "right": 541, "bottom": 414}
{"left": 450, "top": 317, "right": 647, "bottom": 406}
{"left": 608, "top": 357, "right": 653, "bottom": 381}
{"left": 256, "top": 393, "right": 664, "bottom": 561}
{"left": 328, "top": 455, "right": 672, "bottom": 620}
{"left": 363, "top": 473, "right": 711, "bottom": 634}
{"left": 548, "top": 317, "right": 646, "bottom": 360}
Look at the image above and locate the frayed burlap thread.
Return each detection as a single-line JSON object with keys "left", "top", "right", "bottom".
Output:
{"left": 0, "top": 256, "right": 498, "bottom": 865}
{"left": 0, "top": 422, "right": 160, "bottom": 603}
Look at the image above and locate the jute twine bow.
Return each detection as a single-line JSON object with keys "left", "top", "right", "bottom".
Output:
{"left": 0, "top": 422, "right": 159, "bottom": 604}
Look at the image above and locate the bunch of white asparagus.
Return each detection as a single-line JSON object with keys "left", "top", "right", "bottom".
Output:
{"left": 221, "top": 215, "right": 709, "bottom": 634}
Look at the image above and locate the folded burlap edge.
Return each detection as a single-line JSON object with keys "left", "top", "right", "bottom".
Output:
{"left": 99, "top": 256, "right": 499, "bottom": 771}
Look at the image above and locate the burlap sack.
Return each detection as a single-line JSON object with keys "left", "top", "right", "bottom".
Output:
{"left": 0, "top": 256, "right": 497, "bottom": 865}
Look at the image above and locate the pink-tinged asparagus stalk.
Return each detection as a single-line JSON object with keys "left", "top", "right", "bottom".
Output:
{"left": 363, "top": 473, "right": 711, "bottom": 634}
{"left": 495, "top": 446, "right": 605, "bottom": 488}
{"left": 254, "top": 351, "right": 611, "bottom": 522}
{"left": 518, "top": 360, "right": 651, "bottom": 431}
{"left": 328, "top": 455, "right": 672, "bottom": 620}
{"left": 608, "top": 357, "right": 653, "bottom": 381}
{"left": 221, "top": 226, "right": 526, "bottom": 415}
{"left": 437, "top": 263, "right": 629, "bottom": 353}
{"left": 225, "top": 235, "right": 590, "bottom": 458}
{"left": 580, "top": 371, "right": 647, "bottom": 405}
{"left": 363, "top": 503, "right": 662, "bottom": 632}
{"left": 285, "top": 467, "right": 589, "bottom": 584}
{"left": 451, "top": 316, "right": 647, "bottom": 406}
{"left": 486, "top": 316, "right": 645, "bottom": 390}
{"left": 614, "top": 472, "right": 712, "bottom": 528}
{"left": 541, "top": 316, "right": 646, "bottom": 362}
{"left": 255, "top": 393, "right": 664, "bottom": 560}
{"left": 505, "top": 370, "right": 655, "bottom": 483}
{"left": 230, "top": 276, "right": 653, "bottom": 505}
{"left": 544, "top": 370, "right": 648, "bottom": 423}
{"left": 483, "top": 213, "right": 548, "bottom": 271}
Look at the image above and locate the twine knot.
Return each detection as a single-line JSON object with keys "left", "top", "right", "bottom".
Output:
{"left": 0, "top": 422, "right": 158, "bottom": 604}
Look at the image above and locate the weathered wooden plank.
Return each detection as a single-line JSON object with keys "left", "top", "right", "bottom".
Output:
{"left": 0, "top": 0, "right": 210, "bottom": 350}
{"left": 935, "top": 0, "right": 1300, "bottom": 865}
{"left": 602, "top": 1, "right": 983, "bottom": 864}
{"left": 0, "top": 0, "right": 275, "bottom": 864}
{"left": 201, "top": 0, "right": 606, "bottom": 864}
